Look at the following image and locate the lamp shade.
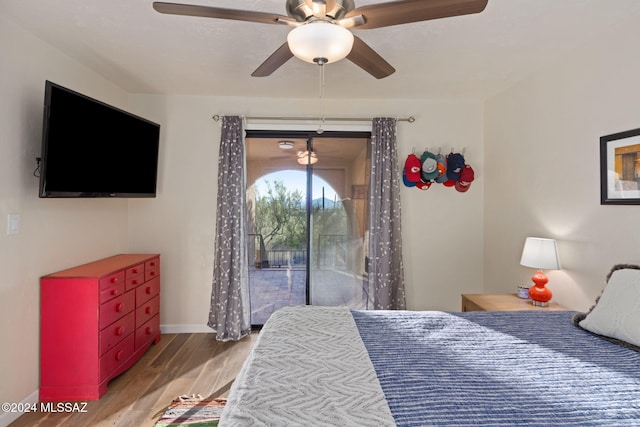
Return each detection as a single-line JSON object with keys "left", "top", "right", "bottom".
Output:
{"left": 287, "top": 22, "right": 354, "bottom": 64}
{"left": 520, "top": 237, "right": 560, "bottom": 270}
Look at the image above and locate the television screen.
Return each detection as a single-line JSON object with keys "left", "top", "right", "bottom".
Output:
{"left": 39, "top": 81, "right": 160, "bottom": 198}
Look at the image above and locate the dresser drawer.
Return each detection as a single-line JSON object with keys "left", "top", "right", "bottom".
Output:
{"left": 125, "top": 263, "right": 145, "bottom": 291}
{"left": 136, "top": 295, "right": 160, "bottom": 329}
{"left": 99, "top": 291, "right": 135, "bottom": 329}
{"left": 125, "top": 274, "right": 145, "bottom": 291}
{"left": 136, "top": 276, "right": 160, "bottom": 305}
{"left": 135, "top": 315, "right": 159, "bottom": 350}
{"left": 99, "top": 271, "right": 125, "bottom": 302}
{"left": 144, "top": 258, "right": 160, "bottom": 282}
{"left": 99, "top": 281, "right": 125, "bottom": 304}
{"left": 99, "top": 334, "right": 135, "bottom": 383}
{"left": 99, "top": 311, "right": 135, "bottom": 356}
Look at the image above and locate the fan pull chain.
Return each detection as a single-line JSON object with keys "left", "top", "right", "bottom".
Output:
{"left": 317, "top": 62, "right": 326, "bottom": 134}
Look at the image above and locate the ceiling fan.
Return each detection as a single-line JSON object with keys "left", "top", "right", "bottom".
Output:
{"left": 269, "top": 140, "right": 317, "bottom": 164}
{"left": 153, "top": 0, "right": 488, "bottom": 79}
{"left": 269, "top": 139, "right": 353, "bottom": 165}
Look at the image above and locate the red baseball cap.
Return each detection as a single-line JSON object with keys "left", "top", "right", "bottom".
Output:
{"left": 416, "top": 179, "right": 432, "bottom": 190}
{"left": 455, "top": 165, "right": 475, "bottom": 192}
{"left": 404, "top": 154, "right": 421, "bottom": 182}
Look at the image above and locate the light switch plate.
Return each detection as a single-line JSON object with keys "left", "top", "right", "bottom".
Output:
{"left": 7, "top": 213, "right": 20, "bottom": 235}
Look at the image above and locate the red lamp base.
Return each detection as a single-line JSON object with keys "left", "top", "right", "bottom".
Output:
{"left": 528, "top": 269, "right": 552, "bottom": 307}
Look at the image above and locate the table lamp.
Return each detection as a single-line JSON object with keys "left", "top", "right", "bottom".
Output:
{"left": 519, "top": 237, "right": 561, "bottom": 306}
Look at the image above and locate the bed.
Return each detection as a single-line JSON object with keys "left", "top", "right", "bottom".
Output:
{"left": 220, "top": 268, "right": 640, "bottom": 426}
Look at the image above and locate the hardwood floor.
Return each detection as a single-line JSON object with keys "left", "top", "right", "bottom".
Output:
{"left": 9, "top": 332, "right": 258, "bottom": 427}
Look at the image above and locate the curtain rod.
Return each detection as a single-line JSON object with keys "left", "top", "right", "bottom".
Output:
{"left": 211, "top": 114, "right": 415, "bottom": 123}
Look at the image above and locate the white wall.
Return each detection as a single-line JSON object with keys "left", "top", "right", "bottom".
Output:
{"left": 484, "top": 16, "right": 640, "bottom": 311}
{"left": 0, "top": 17, "right": 132, "bottom": 421}
{"left": 128, "top": 94, "right": 484, "bottom": 327}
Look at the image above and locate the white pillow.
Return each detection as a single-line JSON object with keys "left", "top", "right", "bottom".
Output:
{"left": 579, "top": 268, "right": 640, "bottom": 347}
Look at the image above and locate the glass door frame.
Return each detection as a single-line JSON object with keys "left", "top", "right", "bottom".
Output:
{"left": 246, "top": 129, "right": 371, "bottom": 318}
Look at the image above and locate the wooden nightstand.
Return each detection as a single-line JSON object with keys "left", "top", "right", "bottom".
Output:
{"left": 461, "top": 293, "right": 568, "bottom": 312}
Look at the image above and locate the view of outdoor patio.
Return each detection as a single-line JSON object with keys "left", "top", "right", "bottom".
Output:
{"left": 245, "top": 134, "right": 370, "bottom": 325}
{"left": 248, "top": 242, "right": 369, "bottom": 326}
{"left": 246, "top": 176, "right": 369, "bottom": 325}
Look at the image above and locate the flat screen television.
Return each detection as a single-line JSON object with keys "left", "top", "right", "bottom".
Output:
{"left": 39, "top": 81, "right": 160, "bottom": 198}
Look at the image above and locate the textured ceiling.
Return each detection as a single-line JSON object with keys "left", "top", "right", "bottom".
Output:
{"left": 2, "top": 0, "right": 640, "bottom": 99}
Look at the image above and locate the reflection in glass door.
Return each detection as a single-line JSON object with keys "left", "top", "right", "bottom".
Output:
{"left": 309, "top": 137, "right": 370, "bottom": 309}
{"left": 245, "top": 131, "right": 370, "bottom": 326}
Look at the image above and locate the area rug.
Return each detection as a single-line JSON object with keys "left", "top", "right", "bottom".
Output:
{"left": 154, "top": 395, "right": 226, "bottom": 426}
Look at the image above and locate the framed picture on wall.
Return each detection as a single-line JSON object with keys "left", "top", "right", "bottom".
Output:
{"left": 600, "top": 127, "right": 640, "bottom": 205}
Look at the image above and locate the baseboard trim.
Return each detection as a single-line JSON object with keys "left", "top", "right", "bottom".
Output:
{"left": 0, "top": 389, "right": 38, "bottom": 427}
{"left": 160, "top": 324, "right": 214, "bottom": 334}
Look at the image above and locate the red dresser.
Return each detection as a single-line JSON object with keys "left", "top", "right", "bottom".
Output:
{"left": 40, "top": 254, "right": 161, "bottom": 401}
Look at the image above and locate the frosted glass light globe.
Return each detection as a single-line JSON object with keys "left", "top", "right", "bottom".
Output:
{"left": 287, "top": 22, "right": 354, "bottom": 64}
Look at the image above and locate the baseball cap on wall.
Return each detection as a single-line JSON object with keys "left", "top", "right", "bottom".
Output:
{"left": 416, "top": 179, "right": 432, "bottom": 190}
{"left": 455, "top": 165, "right": 475, "bottom": 192}
{"left": 420, "top": 151, "right": 439, "bottom": 181}
{"left": 403, "top": 170, "right": 417, "bottom": 187}
{"left": 404, "top": 154, "right": 421, "bottom": 182}
{"left": 435, "top": 153, "right": 448, "bottom": 183}
{"left": 446, "top": 153, "right": 465, "bottom": 181}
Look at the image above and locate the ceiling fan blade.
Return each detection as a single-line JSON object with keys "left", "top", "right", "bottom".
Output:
{"left": 347, "top": 0, "right": 488, "bottom": 29}
{"left": 269, "top": 155, "right": 296, "bottom": 160}
{"left": 346, "top": 36, "right": 395, "bottom": 79}
{"left": 251, "top": 42, "right": 295, "bottom": 77}
{"left": 153, "top": 2, "right": 295, "bottom": 26}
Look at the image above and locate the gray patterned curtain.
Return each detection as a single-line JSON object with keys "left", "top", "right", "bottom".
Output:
{"left": 367, "top": 118, "right": 406, "bottom": 309}
{"left": 208, "top": 116, "right": 251, "bottom": 341}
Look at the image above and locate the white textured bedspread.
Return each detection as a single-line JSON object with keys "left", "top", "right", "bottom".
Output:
{"left": 220, "top": 306, "right": 395, "bottom": 426}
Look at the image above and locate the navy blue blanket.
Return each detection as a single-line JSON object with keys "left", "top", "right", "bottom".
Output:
{"left": 352, "top": 310, "right": 640, "bottom": 426}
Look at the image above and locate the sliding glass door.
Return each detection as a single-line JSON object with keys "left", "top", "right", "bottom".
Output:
{"left": 245, "top": 131, "right": 370, "bottom": 326}
{"left": 308, "top": 136, "right": 370, "bottom": 309}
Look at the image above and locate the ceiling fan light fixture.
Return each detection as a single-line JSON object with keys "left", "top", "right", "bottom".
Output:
{"left": 297, "top": 150, "right": 319, "bottom": 165}
{"left": 278, "top": 140, "right": 295, "bottom": 149}
{"left": 287, "top": 21, "right": 354, "bottom": 64}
